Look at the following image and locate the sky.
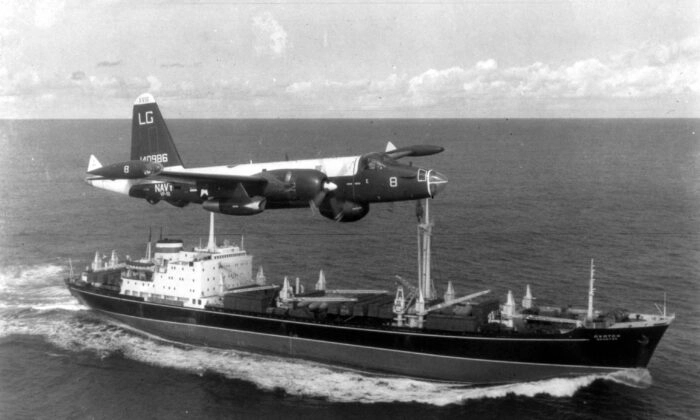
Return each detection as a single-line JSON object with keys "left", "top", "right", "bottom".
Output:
{"left": 1, "top": 0, "right": 699, "bottom": 118}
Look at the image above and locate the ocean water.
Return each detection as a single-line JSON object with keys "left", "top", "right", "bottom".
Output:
{"left": 0, "top": 118, "right": 698, "bottom": 419}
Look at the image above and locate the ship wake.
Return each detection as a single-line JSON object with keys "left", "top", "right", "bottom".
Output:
{"left": 0, "top": 263, "right": 83, "bottom": 312}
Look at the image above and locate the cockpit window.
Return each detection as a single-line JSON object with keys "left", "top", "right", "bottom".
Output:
{"left": 367, "top": 157, "right": 385, "bottom": 170}
{"left": 361, "top": 153, "right": 397, "bottom": 170}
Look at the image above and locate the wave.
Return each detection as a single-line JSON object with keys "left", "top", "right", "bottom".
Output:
{"left": 0, "top": 263, "right": 66, "bottom": 290}
{"left": 0, "top": 309, "right": 652, "bottom": 405}
{"left": 0, "top": 263, "right": 79, "bottom": 311}
{"left": 0, "top": 302, "right": 84, "bottom": 312}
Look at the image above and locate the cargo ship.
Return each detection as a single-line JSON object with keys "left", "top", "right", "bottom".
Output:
{"left": 65, "top": 200, "right": 674, "bottom": 384}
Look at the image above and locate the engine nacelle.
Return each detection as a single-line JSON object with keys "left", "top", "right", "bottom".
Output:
{"left": 262, "top": 169, "right": 328, "bottom": 203}
{"left": 319, "top": 198, "right": 369, "bottom": 222}
{"left": 89, "top": 160, "right": 163, "bottom": 179}
{"left": 202, "top": 197, "right": 266, "bottom": 216}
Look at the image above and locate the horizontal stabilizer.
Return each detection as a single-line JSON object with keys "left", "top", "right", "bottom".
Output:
{"left": 87, "top": 155, "right": 102, "bottom": 172}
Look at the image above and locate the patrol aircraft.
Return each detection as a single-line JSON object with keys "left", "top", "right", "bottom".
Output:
{"left": 86, "top": 93, "right": 448, "bottom": 222}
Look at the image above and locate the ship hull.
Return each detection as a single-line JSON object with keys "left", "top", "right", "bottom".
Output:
{"left": 68, "top": 284, "right": 669, "bottom": 385}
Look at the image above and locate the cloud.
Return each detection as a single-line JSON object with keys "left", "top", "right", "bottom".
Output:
{"left": 476, "top": 59, "right": 497, "bottom": 71}
{"left": 34, "top": 0, "right": 65, "bottom": 29}
{"left": 0, "top": 67, "right": 150, "bottom": 101}
{"left": 0, "top": 67, "right": 41, "bottom": 96}
{"left": 281, "top": 35, "right": 699, "bottom": 113}
{"left": 71, "top": 71, "right": 86, "bottom": 80}
{"left": 97, "top": 60, "right": 122, "bottom": 67}
{"left": 408, "top": 67, "right": 470, "bottom": 106}
{"left": 146, "top": 75, "right": 162, "bottom": 92}
{"left": 503, "top": 44, "right": 699, "bottom": 100}
{"left": 3, "top": 34, "right": 697, "bottom": 118}
{"left": 252, "top": 12, "right": 288, "bottom": 58}
{"left": 0, "top": 1, "right": 65, "bottom": 32}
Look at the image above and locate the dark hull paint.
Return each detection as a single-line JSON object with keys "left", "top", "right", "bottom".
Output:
{"left": 67, "top": 284, "right": 669, "bottom": 384}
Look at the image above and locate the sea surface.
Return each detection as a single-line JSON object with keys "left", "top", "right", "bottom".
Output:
{"left": 0, "top": 119, "right": 698, "bottom": 419}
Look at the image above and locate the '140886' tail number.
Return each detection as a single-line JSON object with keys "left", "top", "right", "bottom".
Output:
{"left": 141, "top": 153, "right": 168, "bottom": 163}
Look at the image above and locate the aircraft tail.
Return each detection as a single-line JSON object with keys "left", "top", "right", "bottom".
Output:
{"left": 130, "top": 93, "right": 184, "bottom": 168}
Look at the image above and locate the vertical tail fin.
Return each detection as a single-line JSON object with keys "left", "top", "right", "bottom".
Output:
{"left": 130, "top": 93, "right": 184, "bottom": 168}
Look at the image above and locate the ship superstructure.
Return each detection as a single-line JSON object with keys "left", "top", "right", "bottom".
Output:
{"left": 118, "top": 216, "right": 258, "bottom": 309}
{"left": 66, "top": 201, "right": 674, "bottom": 384}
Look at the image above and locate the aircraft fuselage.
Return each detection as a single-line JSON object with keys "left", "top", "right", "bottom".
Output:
{"left": 96, "top": 154, "right": 443, "bottom": 208}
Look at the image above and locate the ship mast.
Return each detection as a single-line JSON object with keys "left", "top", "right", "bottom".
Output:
{"left": 145, "top": 227, "right": 152, "bottom": 260}
{"left": 206, "top": 212, "right": 217, "bottom": 252}
{"left": 417, "top": 199, "right": 435, "bottom": 300}
{"left": 587, "top": 259, "right": 595, "bottom": 321}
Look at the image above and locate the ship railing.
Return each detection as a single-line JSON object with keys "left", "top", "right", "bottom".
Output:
{"left": 224, "top": 284, "right": 279, "bottom": 294}
{"left": 283, "top": 296, "right": 358, "bottom": 303}
{"left": 609, "top": 312, "right": 676, "bottom": 328}
{"left": 520, "top": 314, "right": 583, "bottom": 327}
{"left": 324, "top": 289, "right": 389, "bottom": 295}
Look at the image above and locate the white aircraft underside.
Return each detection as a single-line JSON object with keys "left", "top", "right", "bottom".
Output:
{"left": 86, "top": 156, "right": 361, "bottom": 196}
{"left": 163, "top": 155, "right": 360, "bottom": 179}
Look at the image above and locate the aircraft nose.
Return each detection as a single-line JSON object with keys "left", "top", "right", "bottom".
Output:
{"left": 428, "top": 170, "right": 448, "bottom": 197}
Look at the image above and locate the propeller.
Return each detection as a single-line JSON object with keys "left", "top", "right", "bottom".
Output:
{"left": 310, "top": 180, "right": 338, "bottom": 208}
{"left": 309, "top": 194, "right": 344, "bottom": 222}
{"left": 330, "top": 197, "right": 345, "bottom": 222}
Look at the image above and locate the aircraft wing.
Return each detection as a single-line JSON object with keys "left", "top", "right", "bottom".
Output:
{"left": 160, "top": 169, "right": 267, "bottom": 184}
{"left": 159, "top": 169, "right": 269, "bottom": 195}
